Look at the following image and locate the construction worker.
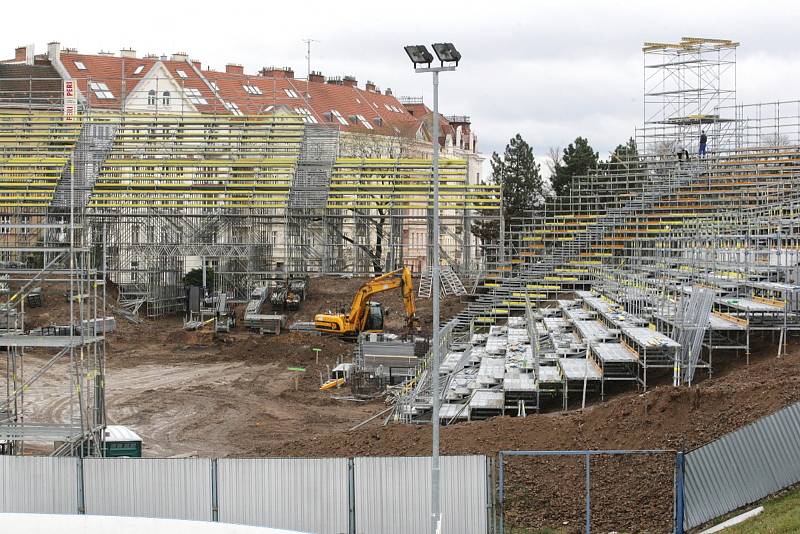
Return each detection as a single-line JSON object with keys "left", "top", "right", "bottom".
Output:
{"left": 699, "top": 130, "right": 708, "bottom": 158}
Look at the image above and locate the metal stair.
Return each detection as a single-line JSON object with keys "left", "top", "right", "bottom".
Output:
{"left": 51, "top": 121, "right": 117, "bottom": 209}
{"left": 418, "top": 265, "right": 468, "bottom": 299}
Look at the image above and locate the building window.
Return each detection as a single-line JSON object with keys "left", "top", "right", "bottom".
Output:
{"left": 0, "top": 215, "right": 10, "bottom": 234}
{"left": 330, "top": 109, "right": 348, "bottom": 125}
{"left": 162, "top": 91, "right": 170, "bottom": 106}
{"left": 355, "top": 114, "right": 373, "bottom": 130}
{"left": 184, "top": 88, "right": 207, "bottom": 105}
{"left": 224, "top": 101, "right": 243, "bottom": 116}
{"left": 147, "top": 90, "right": 156, "bottom": 106}
{"left": 294, "top": 107, "right": 317, "bottom": 124}
{"left": 88, "top": 82, "right": 114, "bottom": 99}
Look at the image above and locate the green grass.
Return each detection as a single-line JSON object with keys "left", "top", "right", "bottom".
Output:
{"left": 716, "top": 484, "right": 800, "bottom": 533}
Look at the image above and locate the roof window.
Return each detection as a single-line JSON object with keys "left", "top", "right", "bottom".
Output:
{"left": 89, "top": 82, "right": 114, "bottom": 99}
{"left": 355, "top": 114, "right": 373, "bottom": 130}
{"left": 294, "top": 107, "right": 318, "bottom": 124}
{"left": 225, "top": 101, "right": 243, "bottom": 116}
{"left": 284, "top": 88, "right": 300, "bottom": 98}
{"left": 176, "top": 69, "right": 188, "bottom": 79}
{"left": 133, "top": 65, "right": 145, "bottom": 75}
{"left": 331, "top": 109, "right": 348, "bottom": 126}
{"left": 184, "top": 88, "right": 208, "bottom": 105}
{"left": 74, "top": 61, "right": 86, "bottom": 70}
{"left": 243, "top": 84, "right": 263, "bottom": 95}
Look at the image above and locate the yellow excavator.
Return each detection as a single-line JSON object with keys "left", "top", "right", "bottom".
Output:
{"left": 314, "top": 267, "right": 418, "bottom": 336}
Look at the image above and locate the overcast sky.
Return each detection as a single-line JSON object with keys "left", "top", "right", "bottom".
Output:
{"left": 6, "top": 0, "right": 800, "bottom": 175}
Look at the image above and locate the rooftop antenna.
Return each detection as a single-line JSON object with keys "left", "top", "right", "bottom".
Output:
{"left": 303, "top": 38, "right": 319, "bottom": 100}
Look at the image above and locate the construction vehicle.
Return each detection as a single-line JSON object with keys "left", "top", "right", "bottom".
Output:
{"left": 314, "top": 268, "right": 417, "bottom": 336}
{"left": 270, "top": 276, "right": 308, "bottom": 312}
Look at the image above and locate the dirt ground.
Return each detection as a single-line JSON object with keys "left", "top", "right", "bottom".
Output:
{"left": 13, "top": 277, "right": 464, "bottom": 458}
{"left": 9, "top": 279, "right": 800, "bottom": 532}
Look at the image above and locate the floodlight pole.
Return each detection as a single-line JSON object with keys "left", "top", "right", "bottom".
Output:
{"left": 415, "top": 63, "right": 455, "bottom": 534}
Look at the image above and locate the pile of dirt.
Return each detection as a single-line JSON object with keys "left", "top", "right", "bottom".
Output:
{"left": 263, "top": 347, "right": 800, "bottom": 532}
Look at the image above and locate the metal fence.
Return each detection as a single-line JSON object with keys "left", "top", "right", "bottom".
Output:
{"left": 0, "top": 454, "right": 490, "bottom": 534}
{"left": 217, "top": 458, "right": 350, "bottom": 534}
{"left": 83, "top": 458, "right": 212, "bottom": 521}
{"left": 0, "top": 456, "right": 78, "bottom": 514}
{"left": 354, "top": 455, "right": 489, "bottom": 534}
{"left": 497, "top": 449, "right": 680, "bottom": 534}
{"left": 684, "top": 401, "right": 800, "bottom": 530}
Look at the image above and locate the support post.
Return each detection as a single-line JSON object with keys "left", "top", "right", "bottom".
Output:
{"left": 675, "top": 451, "right": 685, "bottom": 534}
{"left": 498, "top": 452, "right": 505, "bottom": 534}
{"left": 585, "top": 453, "right": 591, "bottom": 534}
{"left": 431, "top": 68, "right": 442, "bottom": 534}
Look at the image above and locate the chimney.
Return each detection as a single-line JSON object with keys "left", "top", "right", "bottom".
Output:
{"left": 342, "top": 75, "right": 357, "bottom": 88}
{"left": 326, "top": 76, "right": 342, "bottom": 86}
{"left": 385, "top": 88, "right": 393, "bottom": 96}
{"left": 260, "top": 66, "right": 294, "bottom": 79}
{"left": 226, "top": 63, "right": 244, "bottom": 75}
{"left": 309, "top": 71, "right": 324, "bottom": 83}
{"left": 171, "top": 52, "right": 189, "bottom": 61}
{"left": 98, "top": 50, "right": 114, "bottom": 56}
{"left": 365, "top": 80, "right": 376, "bottom": 92}
{"left": 47, "top": 41, "right": 61, "bottom": 61}
{"left": 190, "top": 59, "right": 201, "bottom": 70}
{"left": 120, "top": 48, "right": 137, "bottom": 59}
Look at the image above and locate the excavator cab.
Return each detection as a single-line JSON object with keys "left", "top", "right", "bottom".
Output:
{"left": 363, "top": 301, "right": 384, "bottom": 332}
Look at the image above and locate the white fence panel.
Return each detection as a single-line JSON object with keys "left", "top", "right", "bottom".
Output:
{"left": 0, "top": 456, "right": 78, "bottom": 513}
{"left": 354, "top": 455, "right": 488, "bottom": 534}
{"left": 83, "top": 458, "right": 212, "bottom": 520}
{"left": 217, "top": 457, "right": 349, "bottom": 534}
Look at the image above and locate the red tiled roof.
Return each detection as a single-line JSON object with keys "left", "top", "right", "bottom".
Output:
{"left": 61, "top": 53, "right": 158, "bottom": 109}
{"left": 202, "top": 69, "right": 419, "bottom": 136}
{"left": 160, "top": 60, "right": 223, "bottom": 114}
{"left": 40, "top": 49, "right": 448, "bottom": 142}
{"left": 60, "top": 53, "right": 219, "bottom": 113}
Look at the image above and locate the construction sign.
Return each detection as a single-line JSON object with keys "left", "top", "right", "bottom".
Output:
{"left": 63, "top": 79, "right": 77, "bottom": 121}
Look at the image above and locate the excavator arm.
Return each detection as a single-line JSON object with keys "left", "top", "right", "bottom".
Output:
{"left": 314, "top": 267, "right": 418, "bottom": 336}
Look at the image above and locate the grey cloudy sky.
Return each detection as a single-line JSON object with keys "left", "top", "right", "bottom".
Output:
{"left": 6, "top": 0, "right": 800, "bottom": 173}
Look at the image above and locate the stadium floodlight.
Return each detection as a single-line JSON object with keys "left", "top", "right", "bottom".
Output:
{"left": 432, "top": 42, "right": 461, "bottom": 66}
{"left": 404, "top": 42, "right": 460, "bottom": 534}
{"left": 404, "top": 45, "right": 434, "bottom": 67}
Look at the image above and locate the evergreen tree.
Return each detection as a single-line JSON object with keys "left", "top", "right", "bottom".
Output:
{"left": 472, "top": 134, "right": 547, "bottom": 258}
{"left": 551, "top": 136, "right": 599, "bottom": 198}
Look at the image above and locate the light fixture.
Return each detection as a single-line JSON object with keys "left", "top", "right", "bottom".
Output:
{"left": 404, "top": 45, "right": 434, "bottom": 67}
{"left": 432, "top": 43, "right": 461, "bottom": 66}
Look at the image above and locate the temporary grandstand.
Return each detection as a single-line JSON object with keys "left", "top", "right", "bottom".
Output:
{"left": 0, "top": 41, "right": 499, "bottom": 312}
{"left": 394, "top": 37, "right": 800, "bottom": 422}
{"left": 0, "top": 43, "right": 500, "bottom": 452}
